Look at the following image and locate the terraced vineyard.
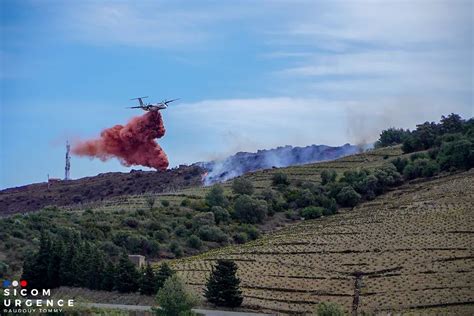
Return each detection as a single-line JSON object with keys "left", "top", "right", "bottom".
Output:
{"left": 172, "top": 170, "right": 474, "bottom": 315}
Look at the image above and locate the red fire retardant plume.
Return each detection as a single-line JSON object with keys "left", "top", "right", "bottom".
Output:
{"left": 72, "top": 111, "right": 169, "bottom": 170}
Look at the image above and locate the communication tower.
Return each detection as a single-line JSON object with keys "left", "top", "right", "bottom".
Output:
{"left": 65, "top": 141, "right": 71, "bottom": 180}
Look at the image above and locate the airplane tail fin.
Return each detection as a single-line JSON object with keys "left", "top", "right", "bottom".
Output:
{"left": 130, "top": 96, "right": 148, "bottom": 106}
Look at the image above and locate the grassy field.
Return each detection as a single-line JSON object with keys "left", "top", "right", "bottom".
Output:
{"left": 170, "top": 169, "right": 474, "bottom": 315}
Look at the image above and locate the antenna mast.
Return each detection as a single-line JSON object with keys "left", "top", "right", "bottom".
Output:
{"left": 65, "top": 141, "right": 71, "bottom": 180}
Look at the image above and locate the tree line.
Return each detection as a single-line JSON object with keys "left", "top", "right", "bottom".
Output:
{"left": 21, "top": 231, "right": 174, "bottom": 294}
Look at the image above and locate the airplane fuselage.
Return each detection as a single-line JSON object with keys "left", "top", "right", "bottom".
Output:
{"left": 137, "top": 104, "right": 167, "bottom": 111}
{"left": 129, "top": 97, "right": 178, "bottom": 111}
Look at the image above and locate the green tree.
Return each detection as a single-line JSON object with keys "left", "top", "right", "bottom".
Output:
{"left": 336, "top": 186, "right": 361, "bottom": 207}
{"left": 22, "top": 232, "right": 51, "bottom": 289}
{"left": 271, "top": 172, "right": 290, "bottom": 186}
{"left": 211, "top": 206, "right": 230, "bottom": 224}
{"left": 437, "top": 138, "right": 474, "bottom": 170}
{"left": 231, "top": 178, "right": 254, "bottom": 195}
{"left": 47, "top": 237, "right": 64, "bottom": 289}
{"left": 101, "top": 261, "right": 116, "bottom": 291}
{"left": 233, "top": 195, "right": 267, "bottom": 224}
{"left": 154, "top": 274, "right": 198, "bottom": 316}
{"left": 440, "top": 113, "right": 464, "bottom": 134}
{"left": 140, "top": 263, "right": 157, "bottom": 295}
{"left": 187, "top": 235, "right": 202, "bottom": 249}
{"left": 146, "top": 195, "right": 156, "bottom": 210}
{"left": 204, "top": 259, "right": 243, "bottom": 308}
{"left": 156, "top": 263, "right": 175, "bottom": 290}
{"left": 374, "top": 128, "right": 410, "bottom": 148}
{"left": 83, "top": 243, "right": 106, "bottom": 290}
{"left": 321, "top": 170, "right": 337, "bottom": 185}
{"left": 301, "top": 206, "right": 324, "bottom": 219}
{"left": 315, "top": 302, "right": 346, "bottom": 316}
{"left": 115, "top": 253, "right": 140, "bottom": 293}
{"left": 205, "top": 185, "right": 229, "bottom": 208}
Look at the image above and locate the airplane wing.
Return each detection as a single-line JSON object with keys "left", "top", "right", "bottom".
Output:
{"left": 164, "top": 98, "right": 180, "bottom": 104}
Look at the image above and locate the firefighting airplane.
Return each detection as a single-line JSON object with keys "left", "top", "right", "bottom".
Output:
{"left": 128, "top": 96, "right": 179, "bottom": 111}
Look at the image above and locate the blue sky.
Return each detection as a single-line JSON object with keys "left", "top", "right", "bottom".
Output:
{"left": 1, "top": 0, "right": 472, "bottom": 188}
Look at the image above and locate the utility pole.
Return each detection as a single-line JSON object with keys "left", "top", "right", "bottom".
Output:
{"left": 65, "top": 141, "right": 71, "bottom": 180}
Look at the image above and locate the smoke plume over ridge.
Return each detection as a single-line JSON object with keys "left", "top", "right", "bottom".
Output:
{"left": 72, "top": 111, "right": 169, "bottom": 170}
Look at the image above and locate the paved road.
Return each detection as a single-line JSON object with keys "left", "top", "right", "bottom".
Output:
{"left": 82, "top": 303, "right": 274, "bottom": 316}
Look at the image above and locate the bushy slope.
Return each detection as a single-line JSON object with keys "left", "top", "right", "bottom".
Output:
{"left": 172, "top": 170, "right": 474, "bottom": 315}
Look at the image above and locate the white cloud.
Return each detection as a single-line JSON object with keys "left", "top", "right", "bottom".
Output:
{"left": 59, "top": 2, "right": 220, "bottom": 48}
{"left": 161, "top": 96, "right": 471, "bottom": 166}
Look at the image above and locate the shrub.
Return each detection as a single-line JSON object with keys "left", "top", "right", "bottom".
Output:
{"left": 192, "top": 212, "right": 215, "bottom": 227}
{"left": 404, "top": 158, "right": 440, "bottom": 179}
{"left": 123, "top": 217, "right": 139, "bottom": 228}
{"left": 336, "top": 186, "right": 361, "bottom": 207}
{"left": 314, "top": 194, "right": 338, "bottom": 213}
{"left": 240, "top": 225, "right": 260, "bottom": 240}
{"left": 295, "top": 189, "right": 315, "bottom": 208}
{"left": 154, "top": 229, "right": 169, "bottom": 242}
{"left": 169, "top": 241, "right": 183, "bottom": 257}
{"left": 391, "top": 157, "right": 408, "bottom": 173}
{"left": 272, "top": 172, "right": 289, "bottom": 186}
{"left": 174, "top": 225, "right": 188, "bottom": 237}
{"left": 285, "top": 210, "right": 299, "bottom": 220}
{"left": 145, "top": 195, "right": 156, "bottom": 210}
{"left": 233, "top": 232, "right": 248, "bottom": 244}
{"left": 161, "top": 200, "right": 170, "bottom": 207}
{"left": 0, "top": 261, "right": 8, "bottom": 278}
{"left": 321, "top": 170, "right": 337, "bottom": 185}
{"left": 211, "top": 206, "right": 230, "bottom": 224}
{"left": 437, "top": 138, "right": 474, "bottom": 171}
{"left": 205, "top": 185, "right": 229, "bottom": 208}
{"left": 187, "top": 235, "right": 202, "bottom": 249}
{"left": 180, "top": 198, "right": 191, "bottom": 207}
{"left": 155, "top": 275, "right": 198, "bottom": 316}
{"left": 315, "top": 301, "right": 346, "bottom": 316}
{"left": 198, "top": 226, "right": 228, "bottom": 243}
{"left": 233, "top": 195, "right": 268, "bottom": 224}
{"left": 231, "top": 178, "right": 254, "bottom": 195}
{"left": 410, "top": 152, "right": 429, "bottom": 161}
{"left": 301, "top": 206, "right": 324, "bottom": 219}
{"left": 190, "top": 199, "right": 209, "bottom": 212}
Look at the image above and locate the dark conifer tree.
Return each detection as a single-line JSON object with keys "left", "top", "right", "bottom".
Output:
{"left": 84, "top": 244, "right": 106, "bottom": 290}
{"left": 21, "top": 232, "right": 52, "bottom": 289}
{"left": 101, "top": 261, "right": 116, "bottom": 291}
{"left": 204, "top": 259, "right": 243, "bottom": 308}
{"left": 115, "top": 253, "right": 140, "bottom": 293}
{"left": 59, "top": 234, "right": 81, "bottom": 286}
{"left": 155, "top": 262, "right": 175, "bottom": 290}
{"left": 47, "top": 238, "right": 64, "bottom": 289}
{"left": 140, "top": 263, "right": 157, "bottom": 295}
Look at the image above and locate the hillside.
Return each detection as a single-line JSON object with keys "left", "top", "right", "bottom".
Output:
{"left": 198, "top": 143, "right": 360, "bottom": 184}
{"left": 1, "top": 141, "right": 472, "bottom": 315}
{"left": 0, "top": 165, "right": 203, "bottom": 215}
{"left": 172, "top": 170, "right": 474, "bottom": 315}
{"left": 0, "top": 146, "right": 400, "bottom": 279}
